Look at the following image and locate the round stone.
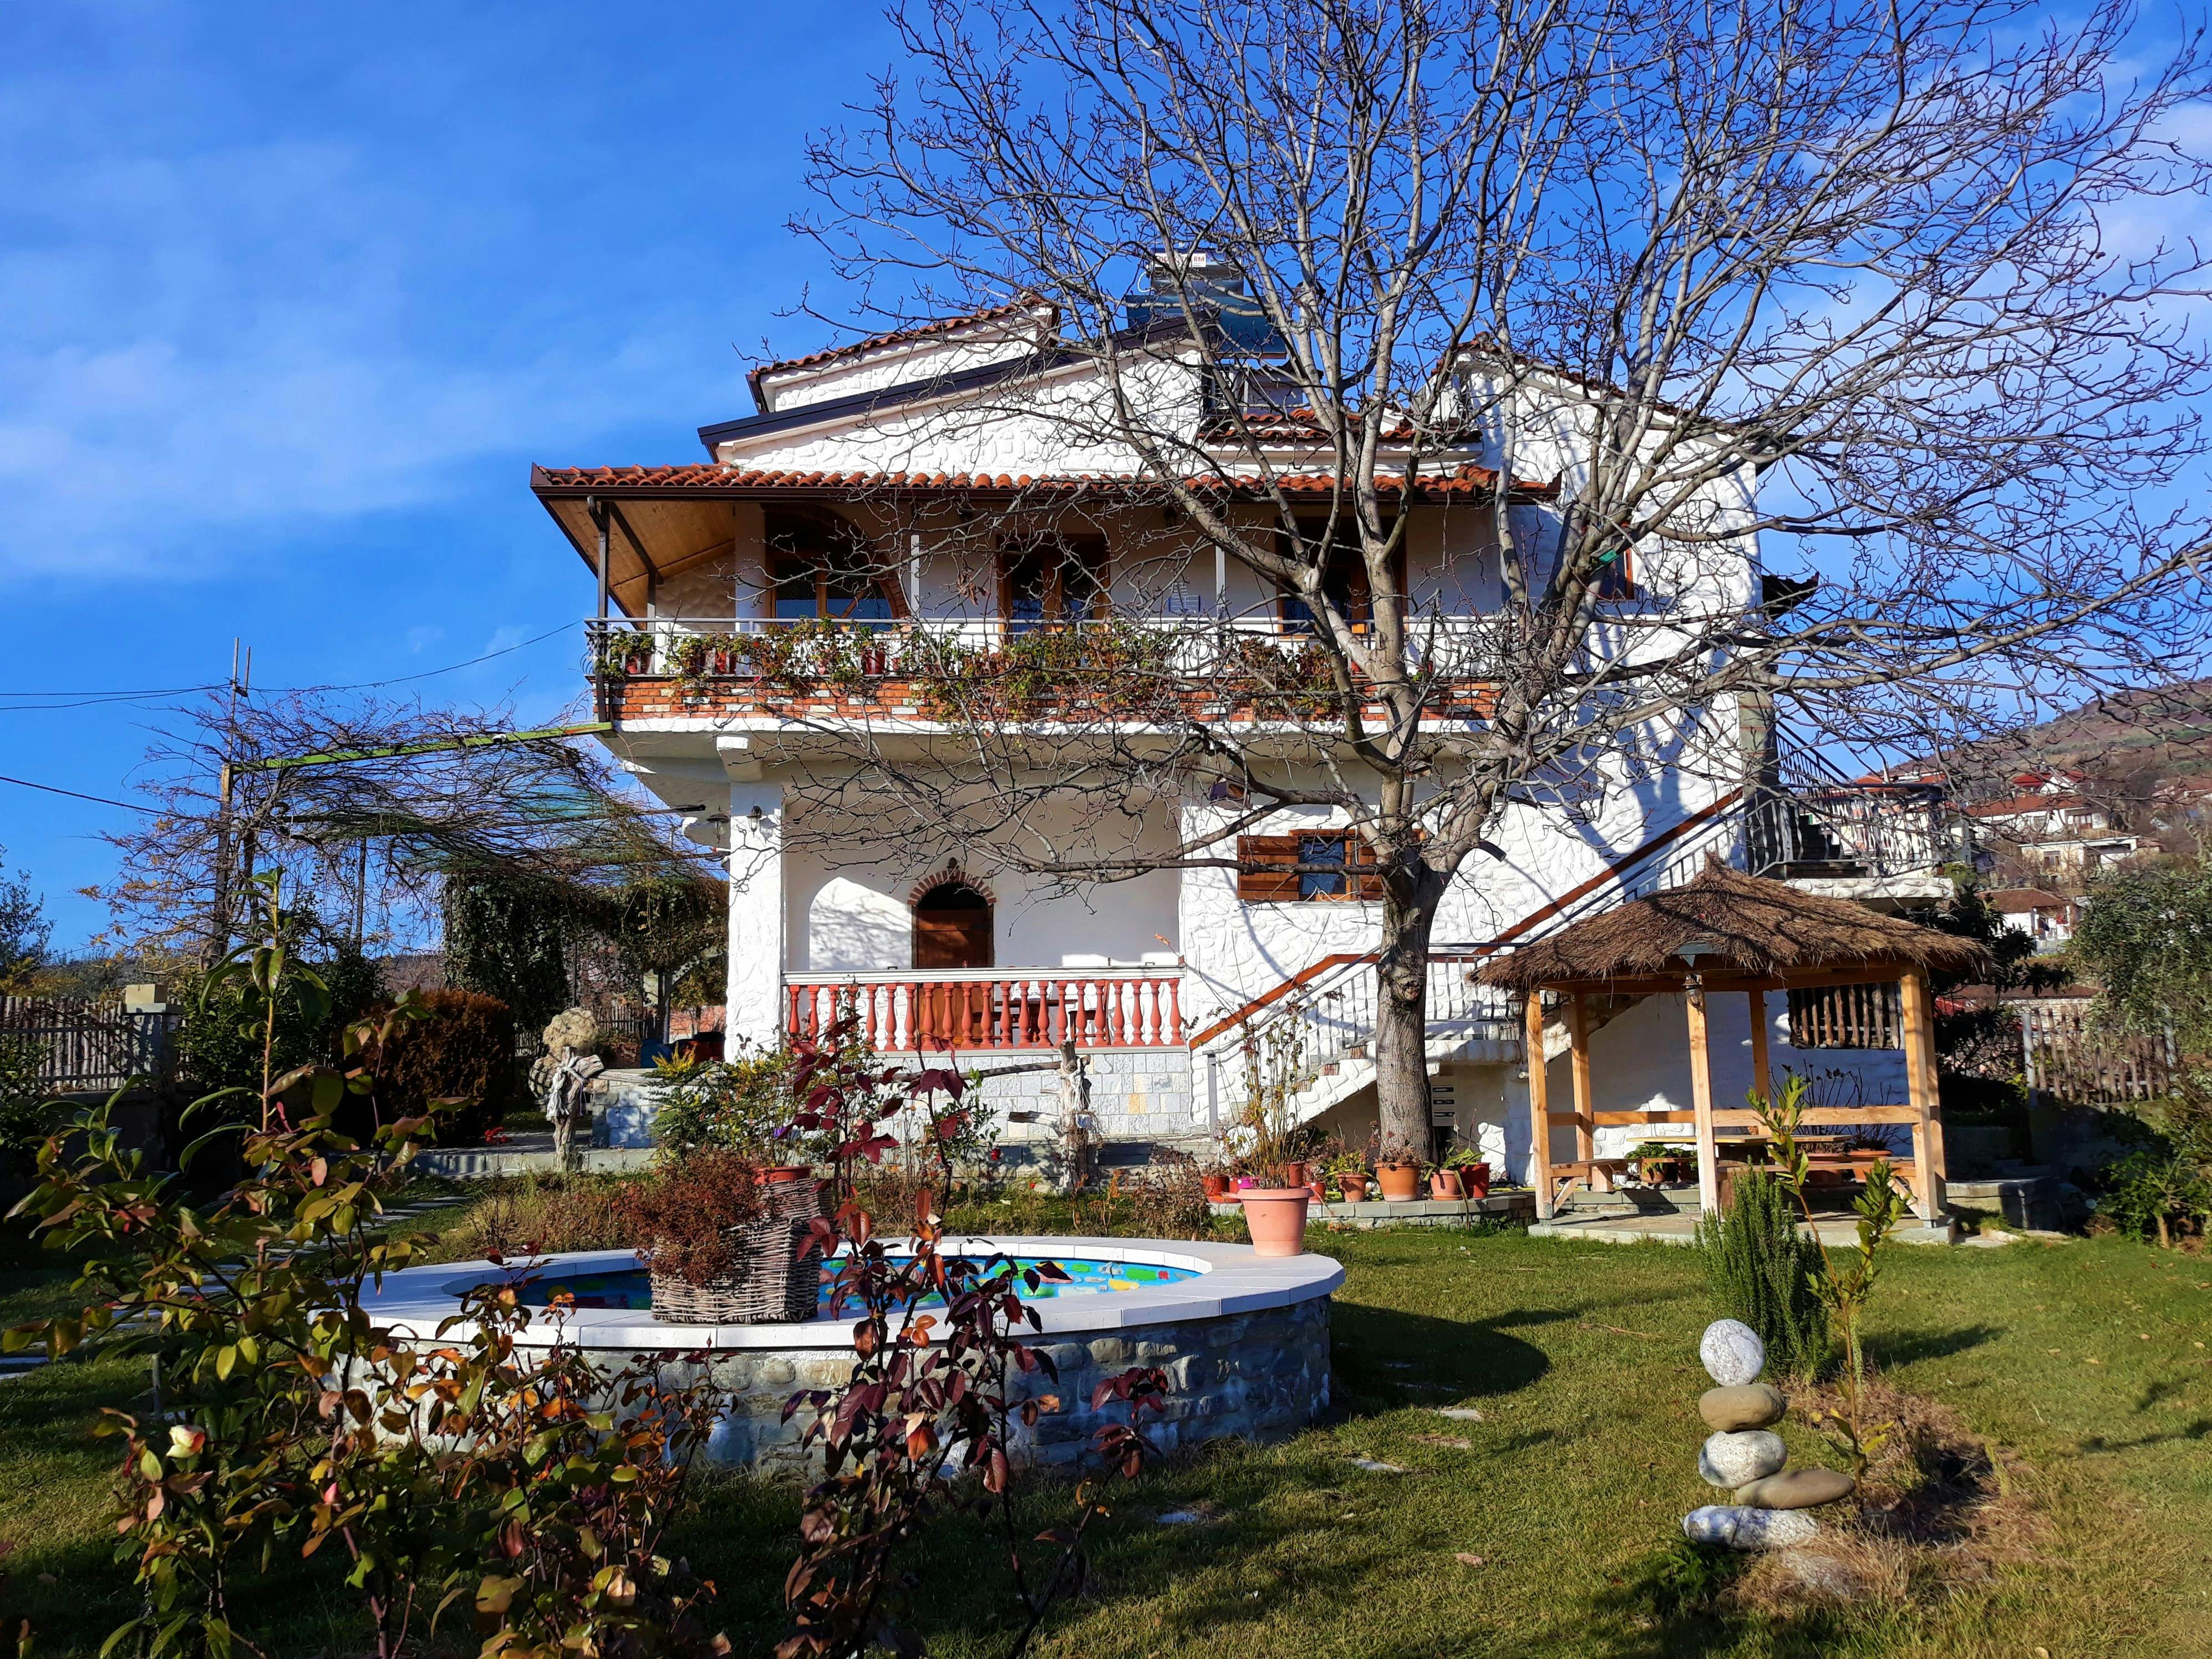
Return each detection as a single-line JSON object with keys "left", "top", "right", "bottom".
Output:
{"left": 1734, "top": 1468, "right": 1857, "bottom": 1510}
{"left": 1698, "top": 1429, "right": 1787, "bottom": 1488}
{"left": 1699, "top": 1383, "right": 1787, "bottom": 1432}
{"left": 1681, "top": 1504, "right": 1820, "bottom": 1551}
{"left": 1699, "top": 1319, "right": 1766, "bottom": 1386}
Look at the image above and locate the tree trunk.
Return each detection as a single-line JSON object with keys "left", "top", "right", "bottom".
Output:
{"left": 1375, "top": 872, "right": 1445, "bottom": 1157}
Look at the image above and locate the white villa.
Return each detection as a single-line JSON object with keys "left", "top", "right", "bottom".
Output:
{"left": 535, "top": 277, "right": 1954, "bottom": 1205}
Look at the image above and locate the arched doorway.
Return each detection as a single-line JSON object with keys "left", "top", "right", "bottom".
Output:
{"left": 913, "top": 881, "right": 993, "bottom": 970}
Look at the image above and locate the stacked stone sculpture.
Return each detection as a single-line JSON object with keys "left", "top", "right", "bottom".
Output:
{"left": 1680, "top": 1318, "right": 1856, "bottom": 1550}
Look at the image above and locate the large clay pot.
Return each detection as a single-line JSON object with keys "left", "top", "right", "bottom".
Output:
{"left": 1201, "top": 1173, "right": 1232, "bottom": 1202}
{"left": 1461, "top": 1162, "right": 1492, "bottom": 1198}
{"left": 1375, "top": 1161, "right": 1420, "bottom": 1202}
{"left": 1338, "top": 1174, "right": 1370, "bottom": 1201}
{"left": 759, "top": 1165, "right": 813, "bottom": 1186}
{"left": 1238, "top": 1188, "right": 1312, "bottom": 1256}
{"left": 1279, "top": 1161, "right": 1308, "bottom": 1190}
{"left": 1431, "top": 1169, "right": 1465, "bottom": 1200}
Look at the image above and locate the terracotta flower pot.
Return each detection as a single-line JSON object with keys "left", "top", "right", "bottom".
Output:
{"left": 1338, "top": 1174, "right": 1369, "bottom": 1201}
{"left": 1461, "top": 1162, "right": 1492, "bottom": 1198}
{"left": 1375, "top": 1161, "right": 1420, "bottom": 1202}
{"left": 1201, "top": 1174, "right": 1231, "bottom": 1202}
{"left": 759, "top": 1165, "right": 813, "bottom": 1185}
{"left": 1431, "top": 1169, "right": 1465, "bottom": 1200}
{"left": 1279, "top": 1161, "right": 1308, "bottom": 1189}
{"left": 1307, "top": 1179, "right": 1326, "bottom": 1202}
{"left": 1238, "top": 1188, "right": 1312, "bottom": 1256}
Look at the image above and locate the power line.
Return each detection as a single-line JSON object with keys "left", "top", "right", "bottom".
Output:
{"left": 0, "top": 772, "right": 163, "bottom": 813}
{"left": 266, "top": 622, "right": 576, "bottom": 694}
{"left": 0, "top": 619, "right": 576, "bottom": 708}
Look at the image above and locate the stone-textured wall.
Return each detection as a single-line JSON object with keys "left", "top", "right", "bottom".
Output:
{"left": 610, "top": 1293, "right": 1332, "bottom": 1473}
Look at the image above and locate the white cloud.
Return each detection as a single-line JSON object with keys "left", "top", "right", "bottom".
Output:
{"left": 0, "top": 122, "right": 716, "bottom": 582}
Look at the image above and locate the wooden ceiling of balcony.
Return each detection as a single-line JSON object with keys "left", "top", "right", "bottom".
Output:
{"left": 539, "top": 494, "right": 739, "bottom": 619}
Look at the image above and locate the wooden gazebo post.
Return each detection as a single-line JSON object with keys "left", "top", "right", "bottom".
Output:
{"left": 1747, "top": 988, "right": 1772, "bottom": 1107}
{"left": 1568, "top": 994, "right": 1598, "bottom": 1186}
{"left": 1898, "top": 965, "right": 1947, "bottom": 1222}
{"left": 1685, "top": 980, "right": 1720, "bottom": 1213}
{"left": 1525, "top": 990, "right": 1554, "bottom": 1219}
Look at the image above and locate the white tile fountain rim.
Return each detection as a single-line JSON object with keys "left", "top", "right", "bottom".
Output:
{"left": 360, "top": 1236, "right": 1344, "bottom": 1351}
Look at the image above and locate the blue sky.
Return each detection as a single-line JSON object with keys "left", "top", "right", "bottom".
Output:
{"left": 0, "top": 1, "right": 893, "bottom": 948}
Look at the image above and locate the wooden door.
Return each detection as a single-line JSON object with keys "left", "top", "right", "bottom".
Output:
{"left": 913, "top": 884, "right": 993, "bottom": 969}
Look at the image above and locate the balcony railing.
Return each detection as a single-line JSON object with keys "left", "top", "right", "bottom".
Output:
{"left": 785, "top": 968, "right": 1186, "bottom": 1052}
{"left": 585, "top": 613, "right": 1503, "bottom": 681}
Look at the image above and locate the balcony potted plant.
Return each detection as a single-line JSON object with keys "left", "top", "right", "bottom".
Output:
{"left": 614, "top": 1149, "right": 823, "bottom": 1324}
{"left": 1372, "top": 1133, "right": 1421, "bottom": 1202}
{"left": 1445, "top": 1146, "right": 1492, "bottom": 1198}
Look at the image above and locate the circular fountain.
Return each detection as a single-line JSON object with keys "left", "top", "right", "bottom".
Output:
{"left": 362, "top": 1237, "right": 1341, "bottom": 1470}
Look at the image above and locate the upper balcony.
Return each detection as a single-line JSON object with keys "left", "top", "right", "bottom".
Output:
{"left": 586, "top": 614, "right": 1501, "bottom": 731}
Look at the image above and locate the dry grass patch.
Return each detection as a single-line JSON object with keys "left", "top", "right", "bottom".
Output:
{"left": 1728, "top": 1380, "right": 2053, "bottom": 1614}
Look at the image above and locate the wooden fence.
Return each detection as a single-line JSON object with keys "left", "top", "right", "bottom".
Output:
{"left": 2012, "top": 997, "right": 2177, "bottom": 1105}
{"left": 0, "top": 995, "right": 180, "bottom": 1093}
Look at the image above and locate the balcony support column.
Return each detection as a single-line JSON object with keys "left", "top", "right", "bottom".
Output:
{"left": 726, "top": 782, "right": 786, "bottom": 1054}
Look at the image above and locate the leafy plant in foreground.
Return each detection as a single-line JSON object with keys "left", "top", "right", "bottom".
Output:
{"left": 1695, "top": 1162, "right": 1828, "bottom": 1380}
{"left": 1756, "top": 1073, "right": 1910, "bottom": 1477}
{"left": 777, "top": 1056, "right": 1169, "bottom": 1659}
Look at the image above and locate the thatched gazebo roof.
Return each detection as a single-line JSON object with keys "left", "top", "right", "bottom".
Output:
{"left": 1476, "top": 858, "right": 1986, "bottom": 990}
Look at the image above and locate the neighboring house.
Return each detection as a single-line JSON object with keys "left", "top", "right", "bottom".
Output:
{"left": 1985, "top": 887, "right": 2077, "bottom": 951}
{"left": 535, "top": 276, "right": 1946, "bottom": 1176}
{"left": 1965, "top": 771, "right": 2139, "bottom": 874}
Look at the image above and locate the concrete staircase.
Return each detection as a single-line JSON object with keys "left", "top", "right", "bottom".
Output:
{"left": 1282, "top": 1030, "right": 1521, "bottom": 1125}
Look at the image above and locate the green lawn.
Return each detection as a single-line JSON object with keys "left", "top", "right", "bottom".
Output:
{"left": 3, "top": 1222, "right": 2207, "bottom": 1657}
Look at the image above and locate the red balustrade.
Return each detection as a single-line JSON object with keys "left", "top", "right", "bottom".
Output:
{"left": 784, "top": 973, "right": 1184, "bottom": 1052}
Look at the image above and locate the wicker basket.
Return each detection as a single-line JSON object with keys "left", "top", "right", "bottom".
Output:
{"left": 645, "top": 1178, "right": 823, "bottom": 1324}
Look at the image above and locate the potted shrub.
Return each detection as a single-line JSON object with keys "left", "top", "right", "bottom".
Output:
{"left": 1372, "top": 1133, "right": 1421, "bottom": 1201}
{"left": 1445, "top": 1146, "right": 1492, "bottom": 1198}
{"left": 1329, "top": 1151, "right": 1370, "bottom": 1201}
{"left": 1430, "top": 1163, "right": 1465, "bottom": 1200}
{"left": 614, "top": 1149, "right": 822, "bottom": 1324}
{"left": 1222, "top": 1016, "right": 1313, "bottom": 1256}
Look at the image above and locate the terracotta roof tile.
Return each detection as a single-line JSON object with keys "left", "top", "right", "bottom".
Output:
{"left": 746, "top": 297, "right": 1055, "bottom": 406}
{"left": 531, "top": 462, "right": 1556, "bottom": 502}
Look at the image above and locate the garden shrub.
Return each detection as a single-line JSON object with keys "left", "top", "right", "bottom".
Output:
{"left": 612, "top": 1149, "right": 767, "bottom": 1284}
{"left": 1696, "top": 1163, "right": 1829, "bottom": 1379}
{"left": 0, "top": 1034, "right": 52, "bottom": 1169}
{"left": 360, "top": 987, "right": 518, "bottom": 1144}
{"left": 650, "top": 1047, "right": 800, "bottom": 1159}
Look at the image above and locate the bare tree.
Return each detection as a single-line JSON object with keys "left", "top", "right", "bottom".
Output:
{"left": 766, "top": 0, "right": 2212, "bottom": 1147}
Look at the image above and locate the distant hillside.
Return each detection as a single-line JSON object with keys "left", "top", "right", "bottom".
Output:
{"left": 1950, "top": 679, "right": 2212, "bottom": 786}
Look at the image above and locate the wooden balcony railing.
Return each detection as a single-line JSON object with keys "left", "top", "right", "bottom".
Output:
{"left": 785, "top": 969, "right": 1185, "bottom": 1052}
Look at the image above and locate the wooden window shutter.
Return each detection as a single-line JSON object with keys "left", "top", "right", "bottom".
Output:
{"left": 1237, "top": 832, "right": 1384, "bottom": 902}
{"left": 1237, "top": 834, "right": 1303, "bottom": 902}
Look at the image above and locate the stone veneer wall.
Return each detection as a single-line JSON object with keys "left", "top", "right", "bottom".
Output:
{"left": 596, "top": 1293, "right": 1331, "bottom": 1474}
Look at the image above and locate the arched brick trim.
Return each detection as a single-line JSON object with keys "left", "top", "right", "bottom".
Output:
{"left": 908, "top": 864, "right": 997, "bottom": 907}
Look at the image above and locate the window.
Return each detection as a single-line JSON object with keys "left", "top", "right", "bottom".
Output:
{"left": 765, "top": 512, "right": 901, "bottom": 623}
{"left": 1000, "top": 536, "right": 1107, "bottom": 632}
{"left": 1592, "top": 543, "right": 1635, "bottom": 600}
{"left": 1274, "top": 520, "right": 1404, "bottom": 634}
{"left": 1236, "top": 831, "right": 1384, "bottom": 902}
{"left": 1787, "top": 982, "right": 1901, "bottom": 1050}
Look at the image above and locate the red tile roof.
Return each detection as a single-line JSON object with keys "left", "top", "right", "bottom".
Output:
{"left": 1987, "top": 887, "right": 2071, "bottom": 912}
{"left": 746, "top": 297, "right": 1055, "bottom": 408}
{"left": 1965, "top": 792, "right": 2087, "bottom": 818}
{"left": 531, "top": 462, "right": 1557, "bottom": 502}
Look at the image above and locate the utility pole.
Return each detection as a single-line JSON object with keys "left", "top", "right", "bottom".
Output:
{"left": 205, "top": 640, "right": 250, "bottom": 966}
